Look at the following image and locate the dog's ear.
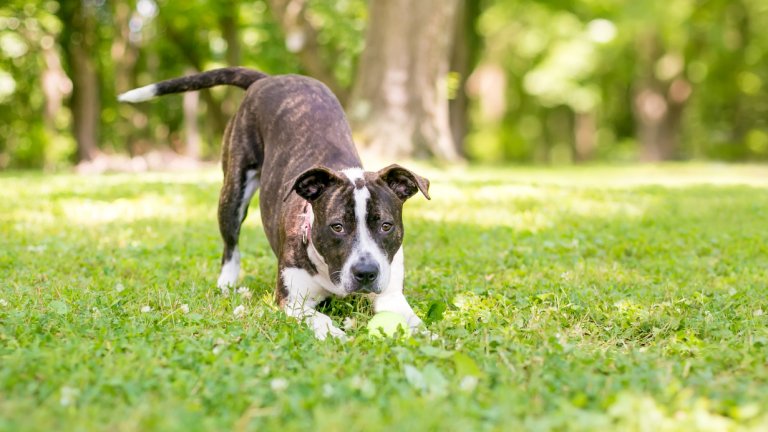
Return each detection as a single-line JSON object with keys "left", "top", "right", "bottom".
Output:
{"left": 377, "top": 164, "right": 431, "bottom": 201}
{"left": 285, "top": 166, "right": 342, "bottom": 202}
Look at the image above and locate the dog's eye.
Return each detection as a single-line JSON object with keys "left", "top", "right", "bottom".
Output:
{"left": 381, "top": 222, "right": 393, "bottom": 233}
{"left": 330, "top": 223, "right": 344, "bottom": 233}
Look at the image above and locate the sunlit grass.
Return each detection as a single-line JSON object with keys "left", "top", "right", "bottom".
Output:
{"left": 1, "top": 164, "right": 767, "bottom": 431}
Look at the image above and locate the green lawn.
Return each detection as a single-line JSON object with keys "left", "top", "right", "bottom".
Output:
{"left": 1, "top": 164, "right": 767, "bottom": 431}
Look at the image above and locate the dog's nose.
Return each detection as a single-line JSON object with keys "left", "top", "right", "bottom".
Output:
{"left": 352, "top": 262, "right": 379, "bottom": 286}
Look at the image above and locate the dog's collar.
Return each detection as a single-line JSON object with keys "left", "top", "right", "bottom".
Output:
{"left": 301, "top": 202, "right": 313, "bottom": 245}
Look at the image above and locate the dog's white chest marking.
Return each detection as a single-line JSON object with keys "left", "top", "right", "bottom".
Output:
{"left": 282, "top": 267, "right": 346, "bottom": 340}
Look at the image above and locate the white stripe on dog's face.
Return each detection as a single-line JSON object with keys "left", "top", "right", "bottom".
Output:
{"left": 340, "top": 168, "right": 390, "bottom": 293}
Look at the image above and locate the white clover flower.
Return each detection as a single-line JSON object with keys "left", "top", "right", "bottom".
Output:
{"left": 322, "top": 383, "right": 334, "bottom": 398}
{"left": 212, "top": 338, "right": 226, "bottom": 355}
{"left": 115, "top": 283, "right": 125, "bottom": 292}
{"left": 459, "top": 376, "right": 479, "bottom": 392}
{"left": 236, "top": 287, "right": 252, "bottom": 300}
{"left": 754, "top": 309, "right": 764, "bottom": 317}
{"left": 180, "top": 304, "right": 190, "bottom": 314}
{"left": 60, "top": 386, "right": 79, "bottom": 406}
{"left": 342, "top": 317, "right": 356, "bottom": 331}
{"left": 233, "top": 305, "right": 245, "bottom": 318}
{"left": 140, "top": 305, "right": 151, "bottom": 313}
{"left": 270, "top": 378, "right": 288, "bottom": 392}
{"left": 0, "top": 299, "right": 8, "bottom": 307}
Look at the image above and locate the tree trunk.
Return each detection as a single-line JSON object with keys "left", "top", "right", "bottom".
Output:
{"left": 163, "top": 20, "right": 229, "bottom": 139}
{"left": 634, "top": 84, "right": 687, "bottom": 161}
{"left": 71, "top": 45, "right": 101, "bottom": 162}
{"left": 573, "top": 111, "right": 596, "bottom": 162}
{"left": 448, "top": 0, "right": 476, "bottom": 159}
{"left": 58, "top": 1, "right": 102, "bottom": 163}
{"left": 112, "top": 0, "right": 141, "bottom": 156}
{"left": 348, "top": 0, "right": 461, "bottom": 161}
{"left": 112, "top": 0, "right": 138, "bottom": 96}
{"left": 220, "top": 0, "right": 242, "bottom": 118}
{"left": 632, "top": 32, "right": 691, "bottom": 161}
{"left": 41, "top": 40, "right": 71, "bottom": 132}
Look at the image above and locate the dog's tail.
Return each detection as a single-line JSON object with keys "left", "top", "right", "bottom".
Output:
{"left": 117, "top": 67, "right": 268, "bottom": 103}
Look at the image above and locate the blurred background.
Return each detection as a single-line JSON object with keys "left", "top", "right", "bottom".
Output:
{"left": 1, "top": 0, "right": 768, "bottom": 171}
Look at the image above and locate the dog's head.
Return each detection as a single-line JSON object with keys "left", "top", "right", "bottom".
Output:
{"left": 288, "top": 164, "right": 430, "bottom": 295}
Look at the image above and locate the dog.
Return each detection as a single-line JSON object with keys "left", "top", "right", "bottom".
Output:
{"left": 118, "top": 67, "right": 430, "bottom": 339}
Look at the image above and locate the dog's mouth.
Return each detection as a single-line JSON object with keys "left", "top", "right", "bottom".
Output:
{"left": 341, "top": 269, "right": 389, "bottom": 295}
{"left": 345, "top": 281, "right": 380, "bottom": 295}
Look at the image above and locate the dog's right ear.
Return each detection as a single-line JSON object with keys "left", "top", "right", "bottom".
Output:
{"left": 284, "top": 167, "right": 342, "bottom": 202}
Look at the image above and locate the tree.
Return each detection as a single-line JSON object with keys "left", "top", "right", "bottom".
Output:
{"left": 632, "top": 31, "right": 691, "bottom": 161}
{"left": 449, "top": 0, "right": 483, "bottom": 158}
{"left": 622, "top": 1, "right": 694, "bottom": 162}
{"left": 57, "top": 0, "right": 103, "bottom": 163}
{"left": 347, "top": 0, "right": 462, "bottom": 161}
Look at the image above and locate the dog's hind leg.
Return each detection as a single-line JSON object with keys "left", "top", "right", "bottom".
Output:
{"left": 217, "top": 168, "right": 259, "bottom": 292}
{"left": 217, "top": 167, "right": 259, "bottom": 292}
{"left": 217, "top": 128, "right": 260, "bottom": 293}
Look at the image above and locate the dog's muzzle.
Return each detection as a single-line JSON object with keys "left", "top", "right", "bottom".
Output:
{"left": 350, "top": 261, "right": 380, "bottom": 293}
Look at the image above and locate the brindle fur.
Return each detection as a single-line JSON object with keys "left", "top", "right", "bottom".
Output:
{"left": 120, "top": 67, "right": 430, "bottom": 333}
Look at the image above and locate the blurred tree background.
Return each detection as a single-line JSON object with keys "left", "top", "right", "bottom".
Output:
{"left": 1, "top": 0, "right": 768, "bottom": 170}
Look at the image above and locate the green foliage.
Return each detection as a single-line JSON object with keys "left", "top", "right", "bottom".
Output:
{"left": 304, "top": 0, "right": 367, "bottom": 88}
{"left": 469, "top": 0, "right": 768, "bottom": 163}
{"left": 2, "top": 165, "right": 768, "bottom": 430}
{"left": 0, "top": 1, "right": 72, "bottom": 168}
{"left": 2, "top": 0, "right": 768, "bottom": 166}
{"left": 0, "top": 0, "right": 366, "bottom": 166}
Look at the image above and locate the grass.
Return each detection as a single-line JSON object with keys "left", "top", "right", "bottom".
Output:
{"left": 1, "top": 164, "right": 767, "bottom": 431}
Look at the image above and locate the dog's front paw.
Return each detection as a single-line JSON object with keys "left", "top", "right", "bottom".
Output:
{"left": 405, "top": 314, "right": 424, "bottom": 329}
{"left": 402, "top": 316, "right": 439, "bottom": 340}
{"left": 309, "top": 314, "right": 347, "bottom": 341}
{"left": 217, "top": 276, "right": 237, "bottom": 294}
{"left": 217, "top": 255, "right": 240, "bottom": 293}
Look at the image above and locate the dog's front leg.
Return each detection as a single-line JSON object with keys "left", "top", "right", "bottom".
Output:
{"left": 372, "top": 247, "right": 424, "bottom": 330}
{"left": 280, "top": 267, "right": 346, "bottom": 340}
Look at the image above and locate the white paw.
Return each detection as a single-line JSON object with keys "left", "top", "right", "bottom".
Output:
{"left": 217, "top": 251, "right": 241, "bottom": 292}
{"left": 402, "top": 316, "right": 438, "bottom": 340}
{"left": 310, "top": 314, "right": 347, "bottom": 341}
{"left": 217, "top": 273, "right": 238, "bottom": 291}
{"left": 405, "top": 314, "right": 424, "bottom": 329}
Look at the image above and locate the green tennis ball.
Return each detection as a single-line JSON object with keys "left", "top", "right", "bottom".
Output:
{"left": 367, "top": 312, "right": 410, "bottom": 338}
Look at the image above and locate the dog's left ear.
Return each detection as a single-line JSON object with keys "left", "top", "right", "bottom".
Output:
{"left": 377, "top": 164, "right": 431, "bottom": 201}
{"left": 285, "top": 166, "right": 342, "bottom": 202}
